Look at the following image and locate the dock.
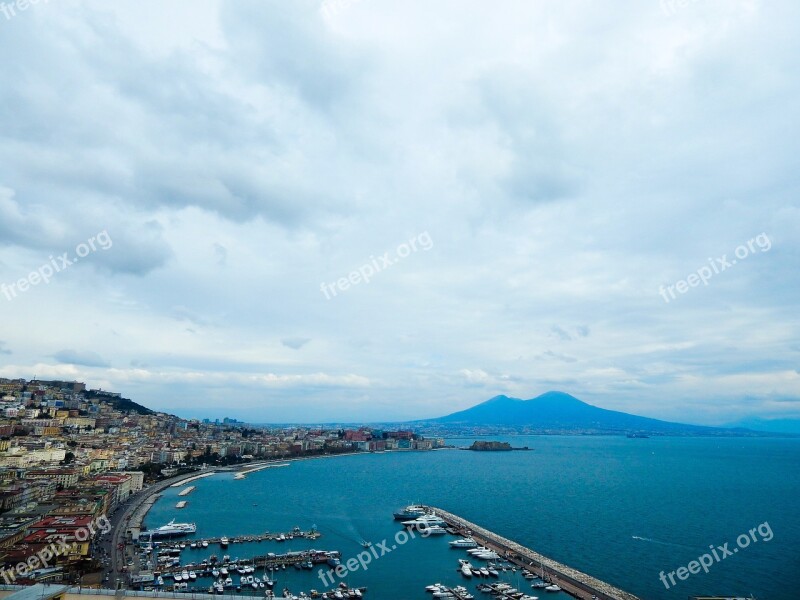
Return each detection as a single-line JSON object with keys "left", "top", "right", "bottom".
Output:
{"left": 143, "top": 528, "right": 321, "bottom": 548}
{"left": 424, "top": 505, "right": 640, "bottom": 600}
{"left": 175, "top": 501, "right": 187, "bottom": 509}
{"left": 178, "top": 486, "right": 195, "bottom": 496}
{"left": 234, "top": 462, "right": 291, "bottom": 479}
{"left": 170, "top": 472, "right": 216, "bottom": 487}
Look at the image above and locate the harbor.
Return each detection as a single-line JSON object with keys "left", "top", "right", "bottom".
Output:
{"left": 421, "top": 506, "right": 640, "bottom": 600}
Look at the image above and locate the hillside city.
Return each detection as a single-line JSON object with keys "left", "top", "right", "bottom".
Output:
{"left": 0, "top": 378, "right": 440, "bottom": 585}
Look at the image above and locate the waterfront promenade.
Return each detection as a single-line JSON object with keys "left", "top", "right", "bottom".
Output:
{"left": 425, "top": 506, "right": 640, "bottom": 600}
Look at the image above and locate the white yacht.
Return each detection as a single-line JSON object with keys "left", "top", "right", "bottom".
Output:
{"left": 420, "top": 525, "right": 448, "bottom": 535}
{"left": 403, "top": 515, "right": 446, "bottom": 527}
{"left": 150, "top": 520, "right": 197, "bottom": 537}
{"left": 545, "top": 584, "right": 561, "bottom": 593}
{"left": 449, "top": 538, "right": 478, "bottom": 548}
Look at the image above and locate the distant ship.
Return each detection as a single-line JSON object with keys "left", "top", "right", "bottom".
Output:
{"left": 626, "top": 433, "right": 650, "bottom": 438}
{"left": 149, "top": 520, "right": 197, "bottom": 537}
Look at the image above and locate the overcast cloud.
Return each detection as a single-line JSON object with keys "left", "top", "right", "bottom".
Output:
{"left": 0, "top": 0, "right": 797, "bottom": 424}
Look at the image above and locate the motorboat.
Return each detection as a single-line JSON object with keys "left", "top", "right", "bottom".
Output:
{"left": 545, "top": 584, "right": 561, "bottom": 592}
{"left": 449, "top": 538, "right": 478, "bottom": 549}
{"left": 532, "top": 582, "right": 547, "bottom": 589}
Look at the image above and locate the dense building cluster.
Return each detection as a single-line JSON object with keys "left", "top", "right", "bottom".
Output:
{"left": 0, "top": 378, "right": 439, "bottom": 585}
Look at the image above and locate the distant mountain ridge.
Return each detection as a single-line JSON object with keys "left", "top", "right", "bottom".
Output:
{"left": 421, "top": 391, "right": 757, "bottom": 435}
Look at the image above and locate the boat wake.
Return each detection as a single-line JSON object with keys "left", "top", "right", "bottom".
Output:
{"left": 631, "top": 535, "right": 696, "bottom": 549}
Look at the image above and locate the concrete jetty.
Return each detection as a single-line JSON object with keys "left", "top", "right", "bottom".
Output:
{"left": 425, "top": 505, "right": 641, "bottom": 600}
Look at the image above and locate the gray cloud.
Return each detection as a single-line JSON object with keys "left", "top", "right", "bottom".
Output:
{"left": 52, "top": 350, "right": 111, "bottom": 368}
{"left": 282, "top": 337, "right": 312, "bottom": 350}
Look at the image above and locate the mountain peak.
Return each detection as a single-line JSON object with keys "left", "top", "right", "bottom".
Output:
{"left": 430, "top": 391, "right": 726, "bottom": 434}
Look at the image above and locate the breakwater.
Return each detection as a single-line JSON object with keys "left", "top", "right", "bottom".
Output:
{"left": 425, "top": 506, "right": 640, "bottom": 600}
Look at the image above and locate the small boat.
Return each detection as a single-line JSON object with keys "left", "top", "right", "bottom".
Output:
{"left": 212, "top": 569, "right": 220, "bottom": 578}
{"left": 487, "top": 568, "right": 499, "bottom": 577}
{"left": 532, "top": 582, "right": 547, "bottom": 589}
{"left": 479, "top": 568, "right": 490, "bottom": 577}
{"left": 202, "top": 541, "right": 209, "bottom": 548}
{"left": 425, "top": 584, "right": 443, "bottom": 593}
{"left": 220, "top": 537, "right": 230, "bottom": 548}
{"left": 545, "top": 584, "right": 561, "bottom": 592}
{"left": 460, "top": 565, "right": 472, "bottom": 578}
{"left": 190, "top": 542, "right": 197, "bottom": 549}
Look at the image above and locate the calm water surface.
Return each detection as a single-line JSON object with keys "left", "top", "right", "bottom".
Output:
{"left": 146, "top": 436, "right": 800, "bottom": 600}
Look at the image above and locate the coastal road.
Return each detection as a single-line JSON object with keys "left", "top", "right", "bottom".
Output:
{"left": 106, "top": 471, "right": 221, "bottom": 588}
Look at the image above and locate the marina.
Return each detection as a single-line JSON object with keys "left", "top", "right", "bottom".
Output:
{"left": 422, "top": 506, "right": 640, "bottom": 600}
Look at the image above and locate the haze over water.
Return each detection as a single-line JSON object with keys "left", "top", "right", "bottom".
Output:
{"left": 146, "top": 436, "right": 800, "bottom": 600}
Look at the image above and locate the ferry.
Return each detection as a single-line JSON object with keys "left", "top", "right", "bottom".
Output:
{"left": 393, "top": 505, "right": 427, "bottom": 520}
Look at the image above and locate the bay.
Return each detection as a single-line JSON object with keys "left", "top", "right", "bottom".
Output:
{"left": 145, "top": 436, "right": 800, "bottom": 600}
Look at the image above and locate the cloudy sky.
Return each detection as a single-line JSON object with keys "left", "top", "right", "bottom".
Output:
{"left": 0, "top": 0, "right": 797, "bottom": 425}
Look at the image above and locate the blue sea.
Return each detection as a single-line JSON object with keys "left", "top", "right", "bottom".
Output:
{"left": 145, "top": 436, "right": 800, "bottom": 600}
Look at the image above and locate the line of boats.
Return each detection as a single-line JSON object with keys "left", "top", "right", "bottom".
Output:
{"left": 393, "top": 506, "right": 563, "bottom": 596}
